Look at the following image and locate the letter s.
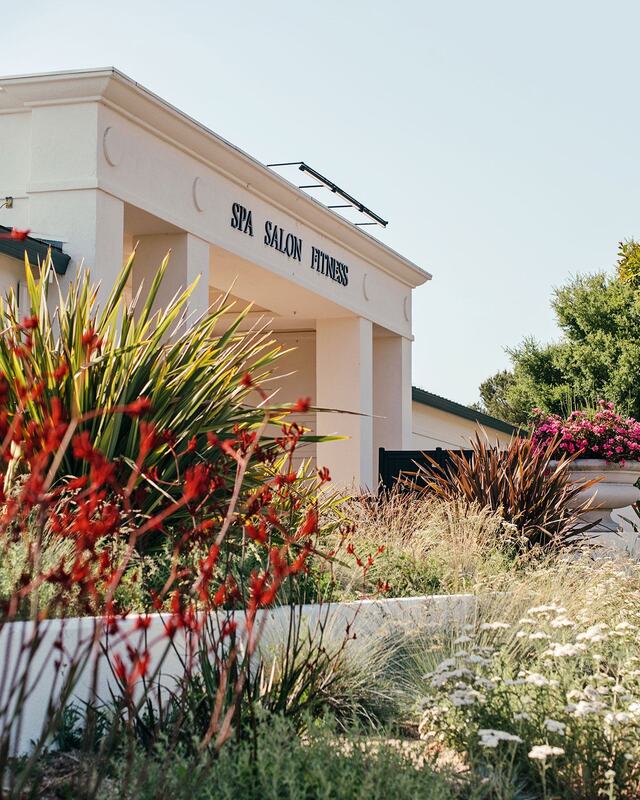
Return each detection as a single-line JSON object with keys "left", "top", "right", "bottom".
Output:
{"left": 231, "top": 202, "right": 240, "bottom": 229}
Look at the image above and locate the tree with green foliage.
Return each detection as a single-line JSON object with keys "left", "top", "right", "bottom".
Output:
{"left": 478, "top": 240, "right": 640, "bottom": 425}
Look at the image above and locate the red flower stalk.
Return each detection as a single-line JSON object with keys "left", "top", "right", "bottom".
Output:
{"left": 183, "top": 463, "right": 211, "bottom": 502}
{"left": 20, "top": 316, "right": 38, "bottom": 330}
{"left": 186, "top": 436, "right": 198, "bottom": 452}
{"left": 130, "top": 652, "right": 151, "bottom": 683}
{"left": 81, "top": 327, "right": 103, "bottom": 353}
{"left": 220, "top": 619, "right": 237, "bottom": 638}
{"left": 112, "top": 654, "right": 128, "bottom": 684}
{"left": 72, "top": 431, "right": 96, "bottom": 461}
{"left": 0, "top": 228, "right": 30, "bottom": 241}
{"left": 292, "top": 396, "right": 311, "bottom": 413}
{"left": 125, "top": 397, "right": 153, "bottom": 417}
{"left": 245, "top": 521, "right": 268, "bottom": 544}
{"left": 298, "top": 507, "right": 318, "bottom": 538}
{"left": 138, "top": 421, "right": 157, "bottom": 459}
{"left": 53, "top": 361, "right": 69, "bottom": 381}
{"left": 274, "top": 471, "right": 297, "bottom": 488}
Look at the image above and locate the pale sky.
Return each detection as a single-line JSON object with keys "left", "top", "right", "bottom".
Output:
{"left": 4, "top": 0, "right": 639, "bottom": 406}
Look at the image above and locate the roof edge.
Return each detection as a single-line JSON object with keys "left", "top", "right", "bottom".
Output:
{"left": 412, "top": 386, "right": 522, "bottom": 436}
{"left": 0, "top": 226, "right": 70, "bottom": 274}
{"left": 0, "top": 68, "right": 431, "bottom": 289}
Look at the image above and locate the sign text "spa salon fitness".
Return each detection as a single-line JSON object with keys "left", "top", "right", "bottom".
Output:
{"left": 230, "top": 202, "right": 349, "bottom": 287}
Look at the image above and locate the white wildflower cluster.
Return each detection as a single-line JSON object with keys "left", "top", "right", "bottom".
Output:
{"left": 542, "top": 642, "right": 587, "bottom": 658}
{"left": 575, "top": 623, "right": 610, "bottom": 644}
{"left": 418, "top": 576, "right": 640, "bottom": 795}
{"left": 479, "top": 621, "right": 511, "bottom": 631}
{"left": 517, "top": 670, "right": 559, "bottom": 688}
{"left": 543, "top": 718, "right": 566, "bottom": 735}
{"left": 614, "top": 621, "right": 636, "bottom": 633}
{"left": 528, "top": 744, "right": 565, "bottom": 761}
{"left": 566, "top": 699, "right": 606, "bottom": 717}
{"left": 516, "top": 629, "right": 551, "bottom": 641}
{"left": 527, "top": 603, "right": 566, "bottom": 617}
{"left": 550, "top": 616, "right": 576, "bottom": 629}
{"left": 478, "top": 728, "right": 522, "bottom": 748}
{"left": 450, "top": 687, "right": 486, "bottom": 707}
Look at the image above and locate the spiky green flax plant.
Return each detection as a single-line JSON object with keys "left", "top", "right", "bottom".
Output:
{"left": 0, "top": 251, "right": 291, "bottom": 542}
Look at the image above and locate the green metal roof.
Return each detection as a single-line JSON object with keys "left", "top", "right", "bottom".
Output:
{"left": 0, "top": 227, "right": 70, "bottom": 275}
{"left": 411, "top": 386, "right": 521, "bottom": 436}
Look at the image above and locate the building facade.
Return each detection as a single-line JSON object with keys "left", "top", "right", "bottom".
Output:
{"left": 411, "top": 387, "right": 517, "bottom": 450}
{"left": 0, "top": 68, "right": 514, "bottom": 488}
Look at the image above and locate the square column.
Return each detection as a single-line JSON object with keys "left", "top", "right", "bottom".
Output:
{"left": 373, "top": 332, "right": 413, "bottom": 479}
{"left": 132, "top": 233, "right": 210, "bottom": 322}
{"left": 316, "top": 317, "right": 373, "bottom": 490}
{"left": 29, "top": 189, "right": 124, "bottom": 310}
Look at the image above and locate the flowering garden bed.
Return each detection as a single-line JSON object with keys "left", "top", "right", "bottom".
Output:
{"left": 1, "top": 254, "right": 639, "bottom": 798}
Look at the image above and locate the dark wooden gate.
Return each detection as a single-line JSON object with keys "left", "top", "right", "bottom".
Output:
{"left": 378, "top": 446, "right": 473, "bottom": 492}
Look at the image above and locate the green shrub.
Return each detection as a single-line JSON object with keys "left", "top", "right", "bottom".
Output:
{"left": 100, "top": 714, "right": 456, "bottom": 800}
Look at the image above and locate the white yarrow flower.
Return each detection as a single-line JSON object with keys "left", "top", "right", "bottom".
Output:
{"left": 523, "top": 672, "right": 550, "bottom": 687}
{"left": 528, "top": 744, "right": 565, "bottom": 760}
{"left": 605, "top": 711, "right": 633, "bottom": 726}
{"left": 550, "top": 616, "right": 576, "bottom": 628}
{"left": 474, "top": 676, "right": 498, "bottom": 690}
{"left": 543, "top": 642, "right": 587, "bottom": 658}
{"left": 569, "top": 700, "right": 606, "bottom": 717}
{"left": 576, "top": 624, "right": 610, "bottom": 643}
{"left": 528, "top": 604, "right": 566, "bottom": 616}
{"left": 543, "top": 718, "right": 566, "bottom": 735}
{"left": 449, "top": 688, "right": 485, "bottom": 707}
{"left": 478, "top": 729, "right": 522, "bottom": 748}
{"left": 467, "top": 654, "right": 491, "bottom": 666}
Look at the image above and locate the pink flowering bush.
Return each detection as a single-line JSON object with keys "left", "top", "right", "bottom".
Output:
{"left": 531, "top": 402, "right": 640, "bottom": 463}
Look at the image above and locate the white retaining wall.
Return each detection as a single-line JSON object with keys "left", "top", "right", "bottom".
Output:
{"left": 0, "top": 593, "right": 475, "bottom": 755}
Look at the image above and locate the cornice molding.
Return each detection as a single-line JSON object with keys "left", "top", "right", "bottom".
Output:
{"left": 0, "top": 68, "right": 431, "bottom": 289}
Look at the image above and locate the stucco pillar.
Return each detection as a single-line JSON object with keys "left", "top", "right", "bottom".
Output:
{"left": 26, "top": 103, "right": 125, "bottom": 310}
{"left": 373, "top": 332, "right": 413, "bottom": 480}
{"left": 28, "top": 189, "right": 124, "bottom": 310}
{"left": 316, "top": 317, "right": 373, "bottom": 490}
{"left": 131, "top": 232, "right": 210, "bottom": 322}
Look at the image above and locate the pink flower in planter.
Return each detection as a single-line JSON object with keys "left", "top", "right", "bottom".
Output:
{"left": 531, "top": 403, "right": 640, "bottom": 464}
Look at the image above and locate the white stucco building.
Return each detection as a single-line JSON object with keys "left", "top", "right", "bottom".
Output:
{"left": 0, "top": 68, "right": 516, "bottom": 488}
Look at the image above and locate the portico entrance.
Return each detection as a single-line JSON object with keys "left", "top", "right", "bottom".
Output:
{"left": 0, "top": 68, "right": 430, "bottom": 488}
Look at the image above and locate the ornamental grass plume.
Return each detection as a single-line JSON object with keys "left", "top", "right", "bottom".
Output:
{"left": 318, "top": 490, "right": 517, "bottom": 600}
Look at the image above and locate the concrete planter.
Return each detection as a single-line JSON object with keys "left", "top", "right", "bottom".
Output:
{"left": 564, "top": 458, "right": 640, "bottom": 554}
